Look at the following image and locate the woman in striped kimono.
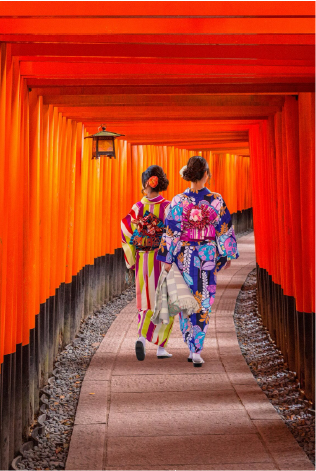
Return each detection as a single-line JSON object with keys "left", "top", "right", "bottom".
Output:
{"left": 121, "top": 165, "right": 174, "bottom": 361}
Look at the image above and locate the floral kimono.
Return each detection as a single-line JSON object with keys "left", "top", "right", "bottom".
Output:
{"left": 121, "top": 195, "right": 174, "bottom": 346}
{"left": 157, "top": 187, "right": 239, "bottom": 353}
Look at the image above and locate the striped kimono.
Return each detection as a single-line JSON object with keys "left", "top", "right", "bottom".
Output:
{"left": 121, "top": 195, "right": 174, "bottom": 346}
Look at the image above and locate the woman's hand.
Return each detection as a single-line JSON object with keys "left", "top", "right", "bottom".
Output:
{"left": 164, "top": 263, "right": 172, "bottom": 273}
{"left": 223, "top": 260, "right": 231, "bottom": 270}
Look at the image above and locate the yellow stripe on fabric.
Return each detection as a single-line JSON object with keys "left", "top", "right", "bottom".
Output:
{"left": 139, "top": 310, "right": 174, "bottom": 347}
{"left": 122, "top": 242, "right": 136, "bottom": 269}
{"left": 147, "top": 250, "right": 155, "bottom": 284}
{"left": 151, "top": 316, "right": 174, "bottom": 346}
{"left": 152, "top": 204, "right": 160, "bottom": 218}
{"left": 140, "top": 310, "right": 153, "bottom": 338}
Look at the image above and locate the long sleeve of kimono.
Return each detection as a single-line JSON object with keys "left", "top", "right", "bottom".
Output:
{"left": 121, "top": 205, "right": 138, "bottom": 270}
{"left": 157, "top": 196, "right": 182, "bottom": 264}
{"left": 215, "top": 196, "right": 239, "bottom": 271}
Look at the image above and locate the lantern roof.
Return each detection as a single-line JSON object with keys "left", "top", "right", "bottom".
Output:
{"left": 84, "top": 130, "right": 125, "bottom": 139}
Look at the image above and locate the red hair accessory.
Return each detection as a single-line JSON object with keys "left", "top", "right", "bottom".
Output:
{"left": 148, "top": 176, "right": 158, "bottom": 188}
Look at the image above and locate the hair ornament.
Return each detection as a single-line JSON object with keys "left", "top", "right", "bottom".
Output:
{"left": 148, "top": 175, "right": 159, "bottom": 188}
{"left": 179, "top": 165, "right": 187, "bottom": 178}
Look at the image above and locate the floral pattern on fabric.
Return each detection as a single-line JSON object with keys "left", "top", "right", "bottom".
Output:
{"left": 182, "top": 203, "right": 217, "bottom": 230}
{"left": 130, "top": 210, "right": 164, "bottom": 251}
{"left": 157, "top": 187, "right": 239, "bottom": 353}
{"left": 197, "top": 243, "right": 216, "bottom": 261}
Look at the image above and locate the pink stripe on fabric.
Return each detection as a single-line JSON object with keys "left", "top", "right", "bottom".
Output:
{"left": 135, "top": 253, "right": 142, "bottom": 309}
{"left": 136, "top": 201, "right": 144, "bottom": 217}
{"left": 153, "top": 252, "right": 161, "bottom": 290}
{"left": 160, "top": 337, "right": 167, "bottom": 347}
{"left": 138, "top": 309, "right": 147, "bottom": 336}
{"left": 146, "top": 321, "right": 155, "bottom": 342}
{"left": 146, "top": 195, "right": 165, "bottom": 203}
{"left": 159, "top": 202, "right": 165, "bottom": 221}
{"left": 143, "top": 252, "right": 151, "bottom": 309}
{"left": 143, "top": 251, "right": 148, "bottom": 284}
{"left": 180, "top": 234, "right": 215, "bottom": 242}
{"left": 137, "top": 311, "right": 142, "bottom": 337}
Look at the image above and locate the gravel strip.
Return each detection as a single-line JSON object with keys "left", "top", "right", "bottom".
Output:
{"left": 17, "top": 284, "right": 135, "bottom": 470}
{"left": 234, "top": 269, "right": 315, "bottom": 465}
{"left": 235, "top": 228, "right": 253, "bottom": 240}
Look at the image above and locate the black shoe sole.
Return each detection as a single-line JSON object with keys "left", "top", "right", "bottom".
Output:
{"left": 193, "top": 362, "right": 203, "bottom": 367}
{"left": 187, "top": 358, "right": 193, "bottom": 362}
{"left": 157, "top": 356, "right": 171, "bottom": 359}
{"left": 135, "top": 341, "right": 145, "bottom": 361}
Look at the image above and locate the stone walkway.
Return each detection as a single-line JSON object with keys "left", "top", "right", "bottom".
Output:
{"left": 66, "top": 233, "right": 313, "bottom": 471}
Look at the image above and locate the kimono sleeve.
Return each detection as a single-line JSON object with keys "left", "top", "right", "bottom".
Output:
{"left": 121, "top": 205, "right": 138, "bottom": 270}
{"left": 156, "top": 196, "right": 183, "bottom": 264}
{"left": 214, "top": 196, "right": 239, "bottom": 271}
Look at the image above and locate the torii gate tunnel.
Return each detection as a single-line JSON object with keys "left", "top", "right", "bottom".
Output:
{"left": 0, "top": 2, "right": 315, "bottom": 469}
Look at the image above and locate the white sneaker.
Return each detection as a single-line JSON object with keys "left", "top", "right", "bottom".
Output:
{"left": 192, "top": 353, "right": 205, "bottom": 367}
{"left": 157, "top": 346, "right": 172, "bottom": 359}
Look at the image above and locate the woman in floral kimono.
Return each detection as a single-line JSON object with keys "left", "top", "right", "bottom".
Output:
{"left": 157, "top": 156, "right": 239, "bottom": 367}
{"left": 121, "top": 165, "right": 174, "bottom": 361}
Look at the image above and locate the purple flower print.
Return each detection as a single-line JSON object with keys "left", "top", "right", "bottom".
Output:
{"left": 207, "top": 284, "right": 216, "bottom": 294}
{"left": 224, "top": 238, "right": 237, "bottom": 257}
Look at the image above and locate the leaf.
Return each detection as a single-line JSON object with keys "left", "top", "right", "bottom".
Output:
{"left": 89, "top": 393, "right": 95, "bottom": 395}
{"left": 194, "top": 257, "right": 201, "bottom": 268}
{"left": 183, "top": 272, "right": 193, "bottom": 285}
{"left": 202, "top": 260, "right": 216, "bottom": 271}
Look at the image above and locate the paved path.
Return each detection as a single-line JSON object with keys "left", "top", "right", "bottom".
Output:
{"left": 66, "top": 233, "right": 313, "bottom": 471}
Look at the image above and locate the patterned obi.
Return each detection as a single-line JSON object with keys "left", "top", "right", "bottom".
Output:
{"left": 130, "top": 211, "right": 164, "bottom": 252}
{"left": 180, "top": 225, "right": 216, "bottom": 242}
{"left": 181, "top": 202, "right": 217, "bottom": 242}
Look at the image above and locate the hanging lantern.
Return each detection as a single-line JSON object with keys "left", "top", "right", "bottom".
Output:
{"left": 84, "top": 124, "right": 124, "bottom": 160}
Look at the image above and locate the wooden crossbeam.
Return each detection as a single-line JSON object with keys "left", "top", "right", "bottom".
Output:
{"left": 0, "top": 1, "right": 314, "bottom": 16}
{"left": 12, "top": 43, "right": 316, "bottom": 61}
{"left": 2, "top": 1, "right": 313, "bottom": 151}
{"left": 2, "top": 33, "right": 315, "bottom": 45}
{"left": 1, "top": 17, "right": 314, "bottom": 36}
{"left": 20, "top": 61, "right": 314, "bottom": 78}
{"left": 42, "top": 95, "right": 285, "bottom": 107}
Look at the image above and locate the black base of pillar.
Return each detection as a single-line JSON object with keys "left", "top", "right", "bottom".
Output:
{"left": 257, "top": 264, "right": 315, "bottom": 404}
{"left": 0, "top": 247, "right": 131, "bottom": 470}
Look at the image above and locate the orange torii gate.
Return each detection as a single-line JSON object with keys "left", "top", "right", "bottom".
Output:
{"left": 0, "top": 2, "right": 315, "bottom": 469}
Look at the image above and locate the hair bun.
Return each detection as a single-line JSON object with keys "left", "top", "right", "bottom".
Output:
{"left": 142, "top": 165, "right": 169, "bottom": 192}
{"left": 182, "top": 156, "right": 210, "bottom": 182}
